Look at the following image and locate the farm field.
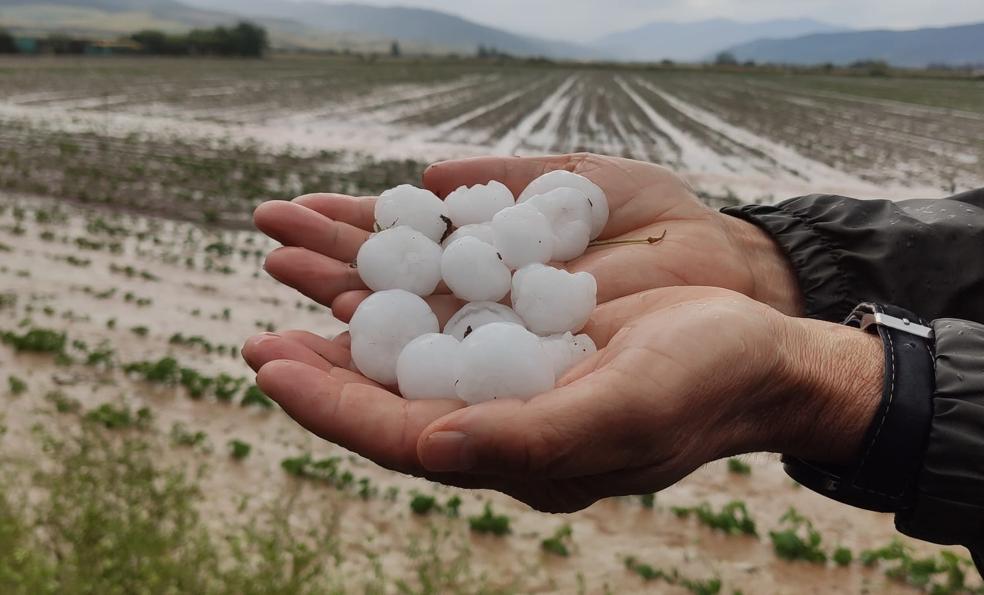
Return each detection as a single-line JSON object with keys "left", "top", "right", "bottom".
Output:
{"left": 1, "top": 55, "right": 983, "bottom": 594}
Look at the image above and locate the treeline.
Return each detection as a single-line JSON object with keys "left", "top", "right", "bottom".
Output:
{"left": 131, "top": 22, "right": 268, "bottom": 57}
{"left": 0, "top": 22, "right": 268, "bottom": 57}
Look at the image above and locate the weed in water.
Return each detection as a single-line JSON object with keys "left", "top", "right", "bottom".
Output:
{"left": 726, "top": 457, "right": 752, "bottom": 476}
{"left": 672, "top": 500, "right": 757, "bottom": 537}
{"left": 7, "top": 376, "right": 26, "bottom": 397}
{"left": 468, "top": 504, "right": 511, "bottom": 536}
{"left": 229, "top": 439, "right": 252, "bottom": 460}
{"left": 769, "top": 508, "right": 827, "bottom": 564}
{"left": 541, "top": 524, "right": 574, "bottom": 557}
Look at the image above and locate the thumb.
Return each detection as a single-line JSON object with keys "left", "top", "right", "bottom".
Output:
{"left": 416, "top": 370, "right": 641, "bottom": 477}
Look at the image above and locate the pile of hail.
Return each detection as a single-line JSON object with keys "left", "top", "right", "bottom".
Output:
{"left": 349, "top": 170, "right": 609, "bottom": 405}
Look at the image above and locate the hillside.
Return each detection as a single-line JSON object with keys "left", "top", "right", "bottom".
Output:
{"left": 183, "top": 0, "right": 595, "bottom": 58}
{"left": 596, "top": 18, "right": 846, "bottom": 62}
{"left": 726, "top": 22, "right": 984, "bottom": 67}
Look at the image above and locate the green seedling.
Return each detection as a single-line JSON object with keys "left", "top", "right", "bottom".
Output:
{"left": 468, "top": 504, "right": 511, "bottom": 536}
{"left": 672, "top": 500, "right": 757, "bottom": 536}
{"left": 769, "top": 508, "right": 827, "bottom": 564}
{"left": 228, "top": 439, "right": 252, "bottom": 460}
{"left": 541, "top": 524, "right": 574, "bottom": 557}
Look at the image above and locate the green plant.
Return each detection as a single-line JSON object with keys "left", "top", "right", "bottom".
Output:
{"left": 861, "top": 539, "right": 983, "bottom": 594}
{"left": 229, "top": 439, "right": 252, "bottom": 460}
{"left": 769, "top": 508, "right": 827, "bottom": 564}
{"left": 410, "top": 493, "right": 438, "bottom": 516}
{"left": 444, "top": 495, "right": 462, "bottom": 518}
{"left": 624, "top": 557, "right": 722, "bottom": 594}
{"left": 541, "top": 524, "right": 573, "bottom": 557}
{"left": 639, "top": 493, "right": 655, "bottom": 509}
{"left": 1, "top": 327, "right": 66, "bottom": 354}
{"left": 726, "top": 457, "right": 751, "bottom": 476}
{"left": 45, "top": 390, "right": 80, "bottom": 414}
{"left": 7, "top": 375, "right": 26, "bottom": 396}
{"left": 468, "top": 504, "right": 510, "bottom": 536}
{"left": 833, "top": 546, "right": 853, "bottom": 567}
{"left": 84, "top": 403, "right": 152, "bottom": 430}
{"left": 170, "top": 423, "right": 208, "bottom": 448}
{"left": 241, "top": 385, "right": 274, "bottom": 409}
{"left": 672, "top": 500, "right": 757, "bottom": 536}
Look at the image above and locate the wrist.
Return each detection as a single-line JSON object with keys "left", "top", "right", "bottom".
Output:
{"left": 720, "top": 213, "right": 805, "bottom": 317}
{"left": 772, "top": 317, "right": 884, "bottom": 463}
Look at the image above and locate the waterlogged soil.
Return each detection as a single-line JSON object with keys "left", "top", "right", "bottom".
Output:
{"left": 1, "top": 195, "right": 977, "bottom": 594}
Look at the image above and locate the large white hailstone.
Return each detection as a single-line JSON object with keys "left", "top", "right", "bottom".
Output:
{"left": 455, "top": 322, "right": 555, "bottom": 404}
{"left": 518, "top": 170, "right": 609, "bottom": 239}
{"left": 445, "top": 180, "right": 515, "bottom": 227}
{"left": 356, "top": 226, "right": 442, "bottom": 296}
{"left": 396, "top": 333, "right": 460, "bottom": 400}
{"left": 350, "top": 289, "right": 439, "bottom": 385}
{"left": 524, "top": 187, "right": 593, "bottom": 262}
{"left": 441, "top": 236, "right": 511, "bottom": 302}
{"left": 491, "top": 203, "right": 554, "bottom": 270}
{"left": 375, "top": 184, "right": 450, "bottom": 243}
{"left": 540, "top": 332, "right": 598, "bottom": 378}
{"left": 512, "top": 264, "right": 597, "bottom": 335}
{"left": 443, "top": 302, "right": 525, "bottom": 341}
{"left": 442, "top": 222, "right": 495, "bottom": 248}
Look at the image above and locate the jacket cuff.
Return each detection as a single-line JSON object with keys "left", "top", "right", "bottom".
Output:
{"left": 895, "top": 319, "right": 984, "bottom": 561}
{"left": 722, "top": 199, "right": 855, "bottom": 322}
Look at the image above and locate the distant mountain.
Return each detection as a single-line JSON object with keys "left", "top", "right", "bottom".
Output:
{"left": 0, "top": 0, "right": 314, "bottom": 39}
{"left": 726, "top": 22, "right": 984, "bottom": 67}
{"left": 595, "top": 18, "right": 846, "bottom": 62}
{"left": 182, "top": 0, "right": 596, "bottom": 58}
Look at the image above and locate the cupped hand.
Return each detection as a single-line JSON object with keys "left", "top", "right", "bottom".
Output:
{"left": 242, "top": 286, "right": 880, "bottom": 513}
{"left": 253, "top": 153, "right": 804, "bottom": 323}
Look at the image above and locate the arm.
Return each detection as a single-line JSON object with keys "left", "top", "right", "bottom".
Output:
{"left": 722, "top": 188, "right": 984, "bottom": 323}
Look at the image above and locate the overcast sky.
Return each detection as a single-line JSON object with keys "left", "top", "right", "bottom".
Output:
{"left": 337, "top": 0, "right": 984, "bottom": 40}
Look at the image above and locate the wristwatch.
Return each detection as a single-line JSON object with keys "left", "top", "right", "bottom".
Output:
{"left": 782, "top": 303, "right": 936, "bottom": 513}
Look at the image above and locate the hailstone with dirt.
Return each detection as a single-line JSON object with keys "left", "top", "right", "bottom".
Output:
{"left": 349, "top": 171, "right": 608, "bottom": 404}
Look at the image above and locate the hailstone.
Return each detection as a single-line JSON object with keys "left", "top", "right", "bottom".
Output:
{"left": 356, "top": 226, "right": 442, "bottom": 296}
{"left": 491, "top": 203, "right": 554, "bottom": 269}
{"left": 441, "top": 236, "right": 511, "bottom": 302}
{"left": 445, "top": 180, "right": 514, "bottom": 227}
{"left": 524, "top": 187, "right": 592, "bottom": 261}
{"left": 512, "top": 264, "right": 597, "bottom": 335}
{"left": 455, "top": 323, "right": 555, "bottom": 404}
{"left": 540, "top": 332, "right": 597, "bottom": 378}
{"left": 443, "top": 302, "right": 525, "bottom": 341}
{"left": 518, "top": 170, "right": 609, "bottom": 239}
{"left": 375, "top": 184, "right": 449, "bottom": 243}
{"left": 442, "top": 223, "right": 495, "bottom": 248}
{"left": 396, "top": 333, "right": 460, "bottom": 400}
{"left": 350, "top": 289, "right": 439, "bottom": 385}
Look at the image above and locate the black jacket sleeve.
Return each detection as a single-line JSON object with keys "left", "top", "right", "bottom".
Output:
{"left": 722, "top": 188, "right": 984, "bottom": 324}
{"left": 894, "top": 318, "right": 984, "bottom": 564}
{"left": 722, "top": 188, "right": 984, "bottom": 569}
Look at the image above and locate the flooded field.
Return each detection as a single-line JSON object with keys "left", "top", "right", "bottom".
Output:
{"left": 1, "top": 55, "right": 983, "bottom": 593}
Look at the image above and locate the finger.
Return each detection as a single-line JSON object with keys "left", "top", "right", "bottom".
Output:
{"left": 257, "top": 360, "right": 466, "bottom": 473}
{"left": 241, "top": 333, "right": 335, "bottom": 373}
{"left": 581, "top": 285, "right": 739, "bottom": 346}
{"left": 417, "top": 367, "right": 643, "bottom": 478}
{"left": 264, "top": 247, "right": 365, "bottom": 306}
{"left": 279, "top": 330, "right": 353, "bottom": 368}
{"left": 293, "top": 193, "right": 376, "bottom": 231}
{"left": 423, "top": 155, "right": 577, "bottom": 198}
{"left": 254, "top": 200, "right": 368, "bottom": 262}
{"left": 331, "top": 290, "right": 464, "bottom": 326}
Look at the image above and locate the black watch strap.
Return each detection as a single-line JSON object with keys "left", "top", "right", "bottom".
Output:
{"left": 782, "top": 303, "right": 936, "bottom": 513}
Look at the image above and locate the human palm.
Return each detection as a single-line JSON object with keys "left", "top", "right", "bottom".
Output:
{"left": 253, "top": 153, "right": 797, "bottom": 324}
{"left": 243, "top": 285, "right": 803, "bottom": 513}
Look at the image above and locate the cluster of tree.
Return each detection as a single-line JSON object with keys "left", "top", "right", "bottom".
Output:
{"left": 131, "top": 22, "right": 268, "bottom": 57}
{"left": 0, "top": 28, "right": 16, "bottom": 53}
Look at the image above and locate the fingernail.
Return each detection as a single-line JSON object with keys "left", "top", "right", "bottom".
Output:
{"left": 421, "top": 431, "right": 474, "bottom": 472}
{"left": 253, "top": 332, "right": 280, "bottom": 345}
